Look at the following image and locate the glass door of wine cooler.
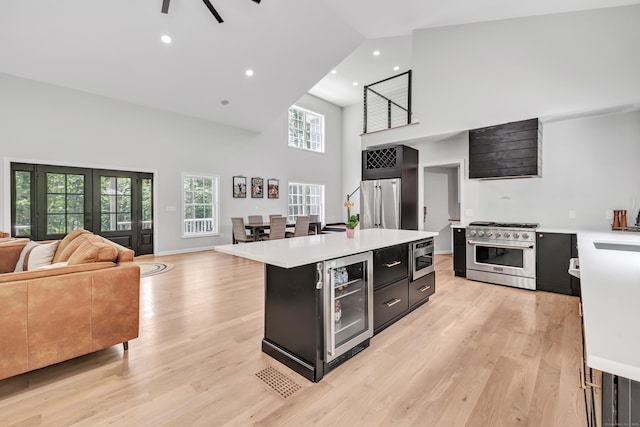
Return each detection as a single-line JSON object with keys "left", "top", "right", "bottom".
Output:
{"left": 324, "top": 251, "right": 373, "bottom": 362}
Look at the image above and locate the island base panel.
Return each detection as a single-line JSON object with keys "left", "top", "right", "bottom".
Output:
{"left": 262, "top": 339, "right": 321, "bottom": 382}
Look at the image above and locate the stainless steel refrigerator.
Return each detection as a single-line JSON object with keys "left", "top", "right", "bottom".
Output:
{"left": 360, "top": 178, "right": 402, "bottom": 229}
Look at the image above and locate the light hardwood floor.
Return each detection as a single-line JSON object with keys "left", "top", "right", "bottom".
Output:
{"left": 0, "top": 252, "right": 586, "bottom": 426}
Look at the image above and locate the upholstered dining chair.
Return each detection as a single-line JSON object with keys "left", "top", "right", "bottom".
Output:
{"left": 286, "top": 216, "right": 311, "bottom": 238}
{"left": 248, "top": 215, "right": 263, "bottom": 224}
{"left": 269, "top": 214, "right": 283, "bottom": 219}
{"left": 308, "top": 214, "right": 319, "bottom": 235}
{"left": 231, "top": 217, "right": 253, "bottom": 243}
{"left": 261, "top": 216, "right": 286, "bottom": 240}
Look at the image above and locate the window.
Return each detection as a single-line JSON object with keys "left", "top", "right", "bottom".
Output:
{"left": 288, "top": 183, "right": 324, "bottom": 222}
{"left": 288, "top": 106, "right": 324, "bottom": 152}
{"left": 183, "top": 174, "right": 219, "bottom": 237}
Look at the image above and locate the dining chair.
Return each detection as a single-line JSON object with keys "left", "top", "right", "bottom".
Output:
{"left": 286, "top": 216, "right": 311, "bottom": 238}
{"left": 231, "top": 217, "right": 253, "bottom": 243}
{"left": 248, "top": 215, "right": 263, "bottom": 224}
{"left": 261, "top": 216, "right": 286, "bottom": 240}
{"left": 308, "top": 214, "right": 319, "bottom": 235}
{"left": 269, "top": 214, "right": 283, "bottom": 219}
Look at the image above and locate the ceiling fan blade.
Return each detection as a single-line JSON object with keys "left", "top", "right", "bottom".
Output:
{"left": 161, "top": 0, "right": 170, "bottom": 14}
{"left": 202, "top": 0, "right": 224, "bottom": 23}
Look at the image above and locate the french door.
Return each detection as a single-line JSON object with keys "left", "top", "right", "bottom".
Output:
{"left": 10, "top": 163, "right": 154, "bottom": 255}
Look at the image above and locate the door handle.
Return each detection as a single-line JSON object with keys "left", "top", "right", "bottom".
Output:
{"left": 383, "top": 261, "right": 401, "bottom": 268}
{"left": 385, "top": 298, "right": 402, "bottom": 307}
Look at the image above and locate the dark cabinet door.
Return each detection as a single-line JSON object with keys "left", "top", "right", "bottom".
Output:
{"left": 373, "top": 278, "right": 409, "bottom": 332}
{"left": 453, "top": 227, "right": 466, "bottom": 277}
{"left": 536, "top": 232, "right": 573, "bottom": 295}
{"left": 373, "top": 244, "right": 408, "bottom": 289}
{"left": 409, "top": 272, "right": 435, "bottom": 308}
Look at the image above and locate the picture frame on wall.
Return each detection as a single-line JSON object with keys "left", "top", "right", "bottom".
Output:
{"left": 268, "top": 179, "right": 279, "bottom": 199}
{"left": 233, "top": 176, "right": 246, "bottom": 198}
{"left": 251, "top": 177, "right": 263, "bottom": 198}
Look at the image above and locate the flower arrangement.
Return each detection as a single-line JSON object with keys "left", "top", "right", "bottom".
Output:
{"left": 344, "top": 198, "right": 358, "bottom": 229}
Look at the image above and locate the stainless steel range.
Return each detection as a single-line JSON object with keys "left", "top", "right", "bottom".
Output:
{"left": 466, "top": 221, "right": 539, "bottom": 290}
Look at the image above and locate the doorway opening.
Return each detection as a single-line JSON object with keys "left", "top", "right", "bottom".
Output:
{"left": 423, "top": 163, "right": 461, "bottom": 254}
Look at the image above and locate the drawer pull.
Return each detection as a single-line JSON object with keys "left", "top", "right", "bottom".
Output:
{"left": 383, "top": 261, "right": 401, "bottom": 268}
{"left": 418, "top": 285, "right": 431, "bottom": 293}
{"left": 385, "top": 298, "right": 402, "bottom": 307}
{"left": 579, "top": 302, "right": 583, "bottom": 317}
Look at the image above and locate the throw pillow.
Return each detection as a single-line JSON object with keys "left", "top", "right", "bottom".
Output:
{"left": 37, "top": 261, "right": 70, "bottom": 270}
{"left": 52, "top": 228, "right": 92, "bottom": 263}
{"left": 14, "top": 241, "right": 60, "bottom": 272}
{"left": 67, "top": 236, "right": 118, "bottom": 265}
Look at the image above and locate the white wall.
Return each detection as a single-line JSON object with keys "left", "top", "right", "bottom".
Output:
{"left": 342, "top": 103, "right": 364, "bottom": 221}
{"left": 350, "top": 5, "right": 640, "bottom": 232}
{"left": 0, "top": 73, "right": 345, "bottom": 254}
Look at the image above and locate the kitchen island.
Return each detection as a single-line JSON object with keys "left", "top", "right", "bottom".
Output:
{"left": 577, "top": 230, "right": 640, "bottom": 424}
{"left": 215, "top": 228, "right": 438, "bottom": 381}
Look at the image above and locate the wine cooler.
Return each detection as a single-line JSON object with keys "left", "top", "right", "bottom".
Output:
{"left": 323, "top": 251, "right": 373, "bottom": 366}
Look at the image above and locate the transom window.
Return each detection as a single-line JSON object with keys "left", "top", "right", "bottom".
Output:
{"left": 288, "top": 182, "right": 324, "bottom": 222}
{"left": 288, "top": 106, "right": 324, "bottom": 153}
{"left": 183, "top": 174, "right": 219, "bottom": 237}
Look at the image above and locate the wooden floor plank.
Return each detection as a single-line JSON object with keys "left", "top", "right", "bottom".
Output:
{"left": 0, "top": 252, "right": 586, "bottom": 426}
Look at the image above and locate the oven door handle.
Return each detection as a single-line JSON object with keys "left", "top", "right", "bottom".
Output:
{"left": 467, "top": 240, "right": 534, "bottom": 250}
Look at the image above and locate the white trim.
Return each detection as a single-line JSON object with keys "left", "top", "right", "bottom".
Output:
{"left": 181, "top": 172, "right": 220, "bottom": 239}
{"left": 156, "top": 246, "right": 219, "bottom": 256}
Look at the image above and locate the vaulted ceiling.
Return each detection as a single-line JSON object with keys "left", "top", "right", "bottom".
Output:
{"left": 2, "top": 0, "right": 638, "bottom": 132}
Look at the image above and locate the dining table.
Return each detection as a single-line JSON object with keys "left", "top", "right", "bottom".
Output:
{"left": 243, "top": 221, "right": 322, "bottom": 242}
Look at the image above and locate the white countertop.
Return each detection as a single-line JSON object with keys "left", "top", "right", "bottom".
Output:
{"left": 215, "top": 229, "right": 438, "bottom": 269}
{"left": 577, "top": 230, "right": 640, "bottom": 381}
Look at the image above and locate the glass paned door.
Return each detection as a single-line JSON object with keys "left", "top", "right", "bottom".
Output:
{"left": 100, "top": 176, "right": 132, "bottom": 232}
{"left": 36, "top": 166, "right": 92, "bottom": 240}
{"left": 12, "top": 167, "right": 33, "bottom": 237}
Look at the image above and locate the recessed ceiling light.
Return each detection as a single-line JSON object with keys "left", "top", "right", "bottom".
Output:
{"left": 331, "top": 70, "right": 337, "bottom": 75}
{"left": 161, "top": 35, "right": 172, "bottom": 44}
{"left": 373, "top": 50, "right": 380, "bottom": 56}
{"left": 353, "top": 81, "right": 358, "bottom": 86}
{"left": 245, "top": 69, "right": 254, "bottom": 77}
{"left": 393, "top": 66, "right": 400, "bottom": 71}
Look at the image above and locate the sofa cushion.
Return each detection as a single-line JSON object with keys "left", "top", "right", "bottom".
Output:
{"left": 0, "top": 238, "right": 29, "bottom": 273}
{"left": 15, "top": 241, "right": 59, "bottom": 272}
{"left": 52, "top": 229, "right": 92, "bottom": 263}
{"left": 67, "top": 236, "right": 118, "bottom": 265}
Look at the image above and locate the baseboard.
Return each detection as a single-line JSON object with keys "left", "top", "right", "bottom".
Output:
{"left": 435, "top": 250, "right": 453, "bottom": 255}
{"left": 156, "top": 246, "right": 218, "bottom": 256}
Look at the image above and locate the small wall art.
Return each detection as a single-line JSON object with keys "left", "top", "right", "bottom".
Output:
{"left": 233, "top": 176, "right": 246, "bottom": 198}
{"left": 268, "top": 179, "right": 279, "bottom": 199}
{"left": 251, "top": 177, "right": 264, "bottom": 198}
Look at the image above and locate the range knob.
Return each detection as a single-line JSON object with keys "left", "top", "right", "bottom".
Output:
{"left": 523, "top": 233, "right": 530, "bottom": 239}
{"left": 469, "top": 230, "right": 477, "bottom": 237}
{"left": 487, "top": 231, "right": 493, "bottom": 237}
{"left": 496, "top": 232, "right": 502, "bottom": 238}
{"left": 478, "top": 231, "right": 485, "bottom": 237}
{"left": 513, "top": 233, "right": 520, "bottom": 238}
{"left": 503, "top": 232, "right": 511, "bottom": 238}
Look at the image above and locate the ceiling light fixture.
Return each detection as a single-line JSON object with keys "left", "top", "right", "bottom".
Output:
{"left": 245, "top": 69, "right": 254, "bottom": 77}
{"left": 393, "top": 66, "right": 400, "bottom": 71}
{"left": 353, "top": 81, "right": 358, "bottom": 86}
{"left": 161, "top": 35, "right": 172, "bottom": 44}
{"left": 331, "top": 70, "right": 337, "bottom": 75}
{"left": 373, "top": 50, "right": 380, "bottom": 56}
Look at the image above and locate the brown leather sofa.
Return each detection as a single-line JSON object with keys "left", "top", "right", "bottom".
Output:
{"left": 0, "top": 230, "right": 140, "bottom": 380}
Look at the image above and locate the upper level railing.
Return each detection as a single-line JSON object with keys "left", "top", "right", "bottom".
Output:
{"left": 363, "top": 70, "right": 412, "bottom": 134}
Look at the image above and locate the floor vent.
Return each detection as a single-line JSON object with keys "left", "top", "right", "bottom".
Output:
{"left": 255, "top": 366, "right": 301, "bottom": 399}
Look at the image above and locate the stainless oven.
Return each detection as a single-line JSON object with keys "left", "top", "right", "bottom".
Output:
{"left": 412, "top": 238, "right": 434, "bottom": 280}
{"left": 465, "top": 222, "right": 537, "bottom": 290}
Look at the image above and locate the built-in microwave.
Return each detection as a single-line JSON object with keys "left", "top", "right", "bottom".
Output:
{"left": 411, "top": 238, "right": 434, "bottom": 280}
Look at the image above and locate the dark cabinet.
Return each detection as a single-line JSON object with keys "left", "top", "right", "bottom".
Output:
{"left": 453, "top": 227, "right": 466, "bottom": 277}
{"left": 362, "top": 144, "right": 418, "bottom": 181}
{"left": 469, "top": 118, "right": 541, "bottom": 179}
{"left": 373, "top": 278, "right": 409, "bottom": 330}
{"left": 373, "top": 243, "right": 409, "bottom": 289}
{"left": 536, "top": 232, "right": 580, "bottom": 296}
{"left": 409, "top": 272, "right": 435, "bottom": 307}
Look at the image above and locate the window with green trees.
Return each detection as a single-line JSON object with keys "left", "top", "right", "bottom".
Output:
{"left": 288, "top": 106, "right": 324, "bottom": 152}
{"left": 183, "top": 174, "right": 219, "bottom": 237}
